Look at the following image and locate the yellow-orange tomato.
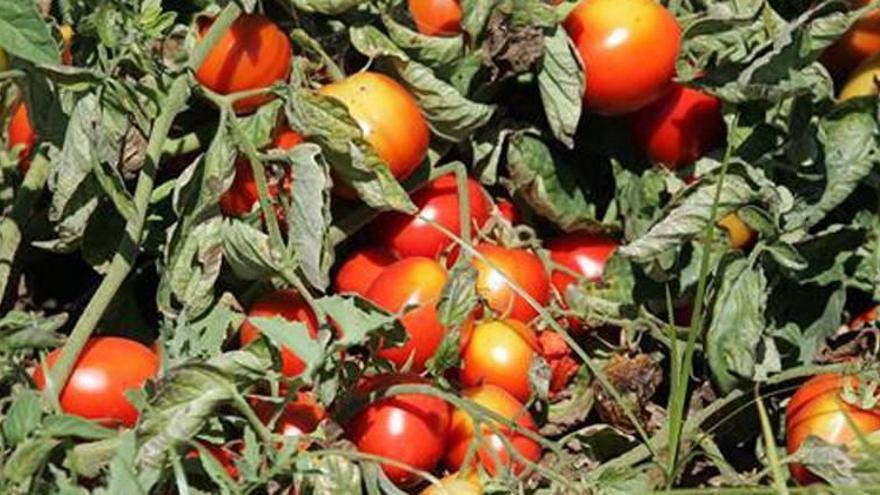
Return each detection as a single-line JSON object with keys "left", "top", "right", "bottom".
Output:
{"left": 319, "top": 72, "right": 430, "bottom": 195}
{"left": 460, "top": 320, "right": 540, "bottom": 403}
{"left": 839, "top": 50, "right": 880, "bottom": 100}
{"left": 195, "top": 14, "right": 292, "bottom": 114}
{"left": 564, "top": 0, "right": 681, "bottom": 115}
{"left": 786, "top": 374, "right": 880, "bottom": 484}
{"left": 408, "top": 0, "right": 463, "bottom": 37}
{"left": 471, "top": 243, "right": 550, "bottom": 323}
{"left": 445, "top": 385, "right": 542, "bottom": 476}
{"left": 8, "top": 99, "right": 36, "bottom": 172}
{"left": 239, "top": 290, "right": 320, "bottom": 378}
{"left": 420, "top": 472, "right": 482, "bottom": 495}
{"left": 717, "top": 213, "right": 756, "bottom": 250}
{"left": 821, "top": 0, "right": 880, "bottom": 83}
{"left": 60, "top": 25, "right": 74, "bottom": 65}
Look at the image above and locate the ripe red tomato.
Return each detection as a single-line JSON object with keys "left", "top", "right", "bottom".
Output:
{"left": 346, "top": 374, "right": 451, "bottom": 487}
{"left": 408, "top": 0, "right": 463, "bottom": 37}
{"left": 33, "top": 337, "right": 159, "bottom": 427}
{"left": 627, "top": 84, "right": 724, "bottom": 169}
{"left": 319, "top": 72, "right": 429, "bottom": 195}
{"left": 195, "top": 14, "right": 292, "bottom": 114}
{"left": 239, "top": 290, "right": 320, "bottom": 378}
{"left": 850, "top": 305, "right": 878, "bottom": 329}
{"left": 194, "top": 442, "right": 242, "bottom": 479}
{"left": 8, "top": 99, "right": 36, "bottom": 172}
{"left": 471, "top": 243, "right": 550, "bottom": 323}
{"left": 375, "top": 174, "right": 492, "bottom": 258}
{"left": 253, "top": 391, "right": 326, "bottom": 443}
{"left": 460, "top": 319, "right": 540, "bottom": 402}
{"left": 365, "top": 257, "right": 448, "bottom": 371}
{"left": 334, "top": 246, "right": 397, "bottom": 296}
{"left": 564, "top": 0, "right": 681, "bottom": 115}
{"left": 497, "top": 199, "right": 521, "bottom": 225}
{"left": 219, "top": 126, "right": 302, "bottom": 217}
{"left": 821, "top": 1, "right": 880, "bottom": 83}
{"left": 445, "top": 385, "right": 542, "bottom": 476}
{"left": 786, "top": 374, "right": 880, "bottom": 484}
{"left": 547, "top": 232, "right": 618, "bottom": 300}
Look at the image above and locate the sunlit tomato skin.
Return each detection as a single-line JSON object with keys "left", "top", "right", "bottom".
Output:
{"left": 195, "top": 14, "right": 292, "bottom": 114}
{"left": 627, "top": 84, "right": 724, "bottom": 169}
{"left": 346, "top": 374, "right": 451, "bottom": 487}
{"left": 334, "top": 246, "right": 398, "bottom": 296}
{"left": 565, "top": 0, "right": 682, "bottom": 115}
{"left": 497, "top": 199, "right": 521, "bottom": 225}
{"left": 408, "top": 0, "right": 463, "bottom": 37}
{"left": 219, "top": 127, "right": 302, "bottom": 217}
{"left": 33, "top": 337, "right": 159, "bottom": 427}
{"left": 445, "top": 385, "right": 542, "bottom": 476}
{"left": 421, "top": 472, "right": 482, "bottom": 495}
{"left": 365, "top": 258, "right": 448, "bottom": 371}
{"left": 786, "top": 374, "right": 880, "bottom": 485}
{"left": 460, "top": 320, "right": 539, "bottom": 402}
{"left": 240, "top": 290, "right": 320, "bottom": 378}
{"left": 471, "top": 243, "right": 550, "bottom": 323}
{"left": 547, "top": 232, "right": 618, "bottom": 302}
{"left": 717, "top": 213, "right": 756, "bottom": 250}
{"left": 319, "top": 72, "right": 429, "bottom": 195}
{"left": 375, "top": 174, "right": 492, "bottom": 258}
{"left": 821, "top": 0, "right": 880, "bottom": 83}
{"left": 8, "top": 99, "right": 36, "bottom": 172}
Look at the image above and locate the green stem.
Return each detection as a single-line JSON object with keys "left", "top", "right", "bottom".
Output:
{"left": 188, "top": 4, "right": 242, "bottom": 72}
{"left": 232, "top": 394, "right": 274, "bottom": 445}
{"left": 754, "top": 384, "right": 790, "bottom": 494}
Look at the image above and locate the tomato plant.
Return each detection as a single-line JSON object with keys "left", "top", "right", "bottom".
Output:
{"left": 7, "top": 99, "right": 35, "bottom": 172}
{"left": 239, "top": 290, "right": 320, "bottom": 378}
{"left": 33, "top": 337, "right": 158, "bottom": 427}
{"left": 460, "top": 319, "right": 540, "bottom": 402}
{"left": 564, "top": 0, "right": 681, "bottom": 115}
{"left": 408, "top": 0, "right": 463, "bottom": 37}
{"left": 471, "top": 243, "right": 550, "bottom": 323}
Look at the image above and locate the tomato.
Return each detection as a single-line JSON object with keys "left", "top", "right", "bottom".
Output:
{"left": 538, "top": 331, "right": 579, "bottom": 395}
{"left": 33, "top": 337, "right": 159, "bottom": 427}
{"left": 408, "top": 0, "right": 463, "bottom": 37}
{"left": 627, "top": 84, "right": 724, "bottom": 169}
{"left": 547, "top": 232, "right": 618, "bottom": 301}
{"left": 471, "top": 243, "right": 550, "bottom": 323}
{"left": 460, "top": 320, "right": 540, "bottom": 402}
{"left": 319, "top": 72, "right": 429, "bottom": 195}
{"left": 717, "top": 213, "right": 756, "bottom": 250}
{"left": 240, "top": 290, "right": 320, "bottom": 378}
{"left": 346, "top": 374, "right": 450, "bottom": 487}
{"left": 253, "top": 392, "right": 326, "bottom": 442}
{"left": 193, "top": 442, "right": 242, "bottom": 479}
{"left": 8, "top": 99, "right": 36, "bottom": 172}
{"left": 375, "top": 174, "right": 492, "bottom": 258}
{"left": 219, "top": 127, "right": 302, "bottom": 217}
{"left": 365, "top": 257, "right": 448, "bottom": 371}
{"left": 497, "top": 199, "right": 521, "bottom": 225}
{"left": 421, "top": 472, "right": 482, "bottom": 495}
{"left": 334, "top": 246, "right": 397, "bottom": 296}
{"left": 445, "top": 385, "right": 542, "bottom": 476}
{"left": 195, "top": 14, "right": 292, "bottom": 114}
{"left": 821, "top": 1, "right": 880, "bottom": 83}
{"left": 564, "top": 0, "right": 681, "bottom": 115}
{"left": 786, "top": 374, "right": 880, "bottom": 484}
{"left": 850, "top": 306, "right": 878, "bottom": 328}
{"left": 60, "top": 25, "right": 74, "bottom": 66}
{"left": 839, "top": 51, "right": 880, "bottom": 101}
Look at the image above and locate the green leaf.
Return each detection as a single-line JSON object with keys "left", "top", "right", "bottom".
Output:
{"left": 428, "top": 263, "right": 479, "bottom": 374}
{"left": 459, "top": 0, "right": 503, "bottom": 40}
{"left": 3, "top": 390, "right": 43, "bottom": 445}
{"left": 163, "top": 294, "right": 243, "bottom": 365}
{"left": 221, "top": 218, "right": 280, "bottom": 281}
{"left": 248, "top": 316, "right": 324, "bottom": 377}
{"left": 381, "top": 13, "right": 465, "bottom": 75}
{"left": 287, "top": 143, "right": 333, "bottom": 290}
{"left": 41, "top": 415, "right": 117, "bottom": 440}
{"left": 0, "top": 0, "right": 59, "bottom": 66}
{"left": 290, "top": 0, "right": 363, "bottom": 15}
{"left": 101, "top": 431, "right": 151, "bottom": 495}
{"left": 315, "top": 295, "right": 399, "bottom": 349}
{"left": 0, "top": 311, "right": 65, "bottom": 351}
{"left": 2, "top": 437, "right": 61, "bottom": 483}
{"left": 159, "top": 216, "right": 224, "bottom": 318}
{"left": 537, "top": 26, "right": 584, "bottom": 148}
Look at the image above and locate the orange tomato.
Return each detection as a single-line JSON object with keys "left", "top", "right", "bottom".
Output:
{"left": 8, "top": 99, "right": 36, "bottom": 172}
{"left": 786, "top": 374, "right": 880, "bottom": 484}
{"left": 319, "top": 72, "right": 429, "bottom": 195}
{"left": 445, "top": 385, "right": 542, "bottom": 476}
{"left": 471, "top": 243, "right": 550, "bottom": 323}
{"left": 460, "top": 319, "right": 540, "bottom": 402}
{"left": 333, "top": 246, "right": 398, "bottom": 296}
{"left": 821, "top": 0, "right": 880, "bottom": 83}
{"left": 565, "top": 0, "right": 681, "bottom": 115}
{"left": 365, "top": 257, "right": 448, "bottom": 371}
{"left": 421, "top": 472, "right": 482, "bottom": 495}
{"left": 717, "top": 213, "right": 756, "bottom": 250}
{"left": 408, "top": 0, "right": 463, "bottom": 37}
{"left": 195, "top": 14, "right": 292, "bottom": 114}
{"left": 239, "top": 290, "right": 320, "bottom": 378}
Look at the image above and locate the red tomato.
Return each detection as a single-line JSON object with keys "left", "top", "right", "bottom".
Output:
{"left": 8, "top": 99, "right": 36, "bottom": 172}
{"left": 253, "top": 391, "right": 326, "bottom": 442}
{"left": 408, "top": 0, "right": 463, "bottom": 37}
{"left": 821, "top": 1, "right": 880, "bottom": 83}
{"left": 375, "top": 174, "right": 492, "bottom": 258}
{"left": 471, "top": 243, "right": 550, "bottom": 323}
{"left": 33, "top": 337, "right": 159, "bottom": 427}
{"left": 193, "top": 442, "right": 242, "bottom": 479}
{"left": 240, "top": 290, "right": 320, "bottom": 378}
{"left": 219, "top": 127, "right": 301, "bottom": 217}
{"left": 365, "top": 257, "right": 448, "bottom": 371}
{"left": 565, "top": 0, "right": 681, "bottom": 115}
{"left": 445, "top": 385, "right": 542, "bottom": 476}
{"left": 319, "top": 72, "right": 429, "bottom": 196}
{"left": 497, "top": 199, "right": 521, "bottom": 225}
{"left": 460, "top": 319, "right": 540, "bottom": 402}
{"left": 786, "top": 374, "right": 880, "bottom": 484}
{"left": 346, "top": 374, "right": 451, "bottom": 487}
{"left": 547, "top": 232, "right": 618, "bottom": 301}
{"left": 334, "top": 246, "right": 398, "bottom": 296}
{"left": 195, "top": 14, "right": 292, "bottom": 114}
{"left": 627, "top": 84, "right": 724, "bottom": 169}
{"left": 850, "top": 306, "right": 878, "bottom": 328}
